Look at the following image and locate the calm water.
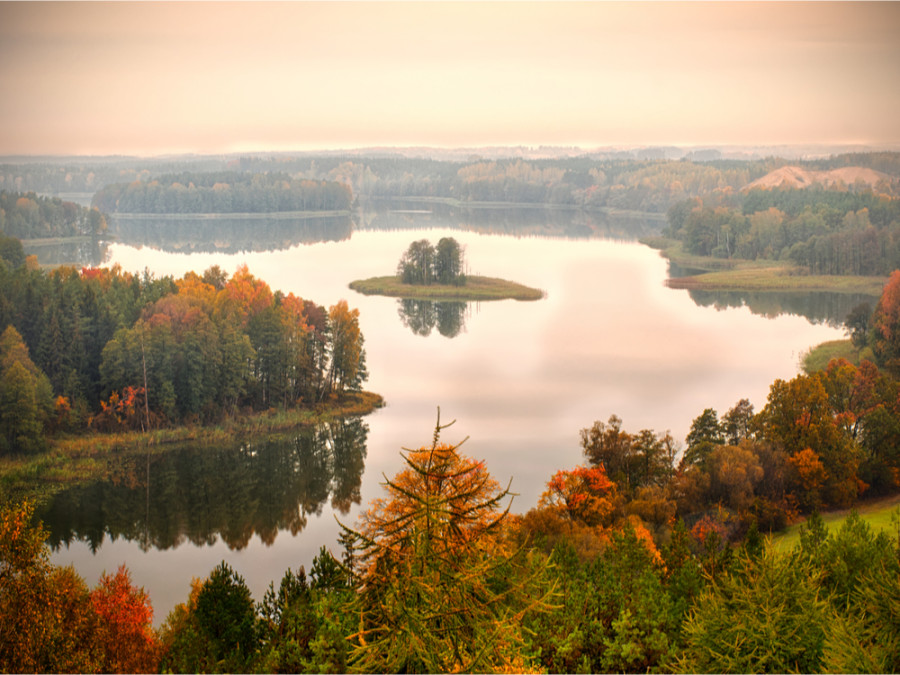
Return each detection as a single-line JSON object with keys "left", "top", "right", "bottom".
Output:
{"left": 43, "top": 209, "right": 851, "bottom": 623}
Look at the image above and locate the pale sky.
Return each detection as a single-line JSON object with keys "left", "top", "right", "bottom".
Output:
{"left": 1, "top": 1, "right": 898, "bottom": 156}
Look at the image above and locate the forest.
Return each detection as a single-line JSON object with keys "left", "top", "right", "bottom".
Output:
{"left": 5, "top": 151, "right": 899, "bottom": 222}
{"left": 0, "top": 252, "right": 368, "bottom": 455}
{"left": 91, "top": 172, "right": 352, "bottom": 215}
{"left": 666, "top": 188, "right": 900, "bottom": 276}
{"left": 3, "top": 150, "right": 900, "bottom": 673}
{"left": 0, "top": 191, "right": 107, "bottom": 240}
{"left": 3, "top": 268, "right": 900, "bottom": 673}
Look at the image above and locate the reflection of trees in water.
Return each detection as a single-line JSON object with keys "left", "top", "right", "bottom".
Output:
{"left": 358, "top": 201, "right": 665, "bottom": 240}
{"left": 687, "top": 289, "right": 880, "bottom": 327}
{"left": 108, "top": 214, "right": 353, "bottom": 254}
{"left": 37, "top": 417, "right": 368, "bottom": 553}
{"left": 398, "top": 299, "right": 468, "bottom": 338}
{"left": 23, "top": 238, "right": 110, "bottom": 268}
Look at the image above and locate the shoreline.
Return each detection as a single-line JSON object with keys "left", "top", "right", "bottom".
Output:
{"left": 0, "top": 391, "right": 384, "bottom": 505}
{"left": 643, "top": 237, "right": 887, "bottom": 295}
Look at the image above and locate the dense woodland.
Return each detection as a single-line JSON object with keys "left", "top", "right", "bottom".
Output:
{"left": 0, "top": 252, "right": 367, "bottom": 455}
{"left": 0, "top": 191, "right": 107, "bottom": 240}
{"left": 3, "top": 150, "right": 900, "bottom": 673}
{"left": 667, "top": 188, "right": 900, "bottom": 276}
{"left": 92, "top": 173, "right": 352, "bottom": 215}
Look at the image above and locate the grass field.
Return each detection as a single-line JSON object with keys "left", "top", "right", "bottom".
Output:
{"left": 770, "top": 492, "right": 900, "bottom": 553}
{"left": 349, "top": 275, "right": 545, "bottom": 301}
{"left": 642, "top": 238, "right": 887, "bottom": 295}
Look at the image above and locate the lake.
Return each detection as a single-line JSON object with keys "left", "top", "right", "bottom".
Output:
{"left": 41, "top": 205, "right": 856, "bottom": 623}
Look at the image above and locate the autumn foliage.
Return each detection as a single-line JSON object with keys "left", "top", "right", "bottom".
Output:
{"left": 0, "top": 502, "right": 160, "bottom": 673}
{"left": 90, "top": 565, "right": 159, "bottom": 673}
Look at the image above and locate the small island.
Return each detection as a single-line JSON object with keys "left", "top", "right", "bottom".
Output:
{"left": 349, "top": 237, "right": 545, "bottom": 301}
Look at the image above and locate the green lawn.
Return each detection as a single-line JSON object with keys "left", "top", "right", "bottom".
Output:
{"left": 770, "top": 493, "right": 900, "bottom": 553}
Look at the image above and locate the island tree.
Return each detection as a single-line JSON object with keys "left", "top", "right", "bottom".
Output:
{"left": 397, "top": 237, "right": 466, "bottom": 286}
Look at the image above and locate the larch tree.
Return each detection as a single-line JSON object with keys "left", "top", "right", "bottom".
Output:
{"left": 345, "top": 412, "right": 554, "bottom": 674}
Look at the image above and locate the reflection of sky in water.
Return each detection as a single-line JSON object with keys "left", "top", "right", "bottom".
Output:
{"left": 54, "top": 228, "right": 846, "bottom": 623}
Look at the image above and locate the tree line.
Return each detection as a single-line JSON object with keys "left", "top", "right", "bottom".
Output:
{"left": 667, "top": 187, "right": 900, "bottom": 275}
{"left": 0, "top": 255, "right": 367, "bottom": 455}
{"left": 4, "top": 152, "right": 898, "bottom": 221}
{"left": 91, "top": 172, "right": 352, "bottom": 215}
{"left": 0, "top": 190, "right": 107, "bottom": 240}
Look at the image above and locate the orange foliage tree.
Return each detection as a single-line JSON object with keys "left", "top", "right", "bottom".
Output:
{"left": 787, "top": 448, "right": 828, "bottom": 512}
{"left": 90, "top": 564, "right": 159, "bottom": 673}
{"left": 539, "top": 465, "right": 617, "bottom": 526}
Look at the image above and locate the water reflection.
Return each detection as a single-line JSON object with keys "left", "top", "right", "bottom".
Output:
{"left": 38, "top": 417, "right": 368, "bottom": 553}
{"left": 23, "top": 237, "right": 110, "bottom": 268}
{"left": 397, "top": 299, "right": 469, "bottom": 338}
{"left": 360, "top": 200, "right": 666, "bottom": 240}
{"left": 107, "top": 213, "right": 354, "bottom": 254}
{"left": 686, "top": 289, "right": 879, "bottom": 327}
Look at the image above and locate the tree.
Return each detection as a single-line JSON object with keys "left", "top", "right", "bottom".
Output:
{"left": 539, "top": 464, "right": 617, "bottom": 526}
{"left": 721, "top": 398, "right": 754, "bottom": 445}
{"left": 682, "top": 408, "right": 724, "bottom": 468}
{"left": 787, "top": 448, "right": 828, "bottom": 512}
{"left": 194, "top": 562, "right": 260, "bottom": 671}
{"left": 756, "top": 373, "right": 860, "bottom": 507}
{"left": 0, "top": 501, "right": 99, "bottom": 672}
{"left": 328, "top": 299, "right": 367, "bottom": 397}
{"left": 0, "top": 325, "right": 53, "bottom": 454}
{"left": 397, "top": 239, "right": 435, "bottom": 285}
{"left": 90, "top": 564, "right": 159, "bottom": 673}
{"left": 871, "top": 269, "right": 900, "bottom": 375}
{"left": 845, "top": 302, "right": 872, "bottom": 352}
{"left": 581, "top": 415, "right": 676, "bottom": 495}
{"left": 434, "top": 237, "right": 466, "bottom": 286}
{"left": 670, "top": 547, "right": 830, "bottom": 674}
{"left": 346, "top": 412, "right": 553, "bottom": 673}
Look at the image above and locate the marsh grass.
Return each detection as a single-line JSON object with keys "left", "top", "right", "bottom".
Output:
{"left": 349, "top": 275, "right": 544, "bottom": 301}
{"left": 0, "top": 391, "right": 384, "bottom": 505}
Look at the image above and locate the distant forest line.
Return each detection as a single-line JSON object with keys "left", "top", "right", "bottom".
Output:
{"left": 1, "top": 150, "right": 900, "bottom": 276}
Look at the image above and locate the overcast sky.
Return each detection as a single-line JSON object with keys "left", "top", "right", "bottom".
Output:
{"left": 1, "top": 1, "right": 898, "bottom": 156}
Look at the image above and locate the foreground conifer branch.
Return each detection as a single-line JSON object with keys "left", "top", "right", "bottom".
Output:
{"left": 342, "top": 409, "right": 556, "bottom": 673}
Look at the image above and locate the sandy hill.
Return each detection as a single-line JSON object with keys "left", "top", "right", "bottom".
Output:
{"left": 744, "top": 166, "right": 892, "bottom": 191}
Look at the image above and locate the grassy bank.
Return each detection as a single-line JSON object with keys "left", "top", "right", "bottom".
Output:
{"left": 0, "top": 391, "right": 384, "bottom": 505}
{"left": 643, "top": 238, "right": 887, "bottom": 295}
{"left": 801, "top": 339, "right": 874, "bottom": 373}
{"left": 770, "top": 492, "right": 900, "bottom": 553}
{"left": 349, "top": 275, "right": 545, "bottom": 301}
